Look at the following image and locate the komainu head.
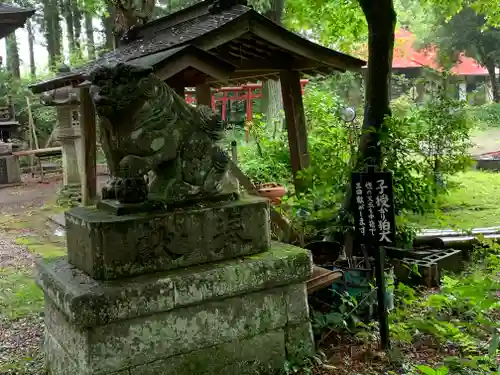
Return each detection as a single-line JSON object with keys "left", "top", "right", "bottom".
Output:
{"left": 88, "top": 63, "right": 154, "bottom": 119}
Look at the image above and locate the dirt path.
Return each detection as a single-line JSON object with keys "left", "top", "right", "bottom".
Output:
{"left": 0, "top": 175, "right": 61, "bottom": 214}
{"left": 0, "top": 175, "right": 63, "bottom": 374}
{"left": 0, "top": 172, "right": 111, "bottom": 373}
{"left": 471, "top": 128, "right": 500, "bottom": 156}
{"left": 0, "top": 232, "right": 44, "bottom": 374}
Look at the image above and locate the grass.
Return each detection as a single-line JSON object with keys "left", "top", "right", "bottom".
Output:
{"left": 409, "top": 170, "right": 500, "bottom": 229}
{"left": 14, "top": 237, "right": 66, "bottom": 259}
{"left": 0, "top": 205, "right": 66, "bottom": 322}
{"left": 0, "top": 268, "right": 44, "bottom": 321}
{"left": 0, "top": 204, "right": 65, "bottom": 374}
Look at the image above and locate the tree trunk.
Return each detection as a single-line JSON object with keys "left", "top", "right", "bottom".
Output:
{"left": 54, "top": 0, "right": 63, "bottom": 62}
{"left": 43, "top": 0, "right": 62, "bottom": 69}
{"left": 102, "top": 4, "right": 115, "bottom": 51}
{"left": 26, "top": 19, "right": 36, "bottom": 78}
{"left": 41, "top": 0, "right": 55, "bottom": 68}
{"left": 85, "top": 11, "right": 95, "bottom": 59}
{"left": 262, "top": 79, "right": 284, "bottom": 134}
{"left": 73, "top": 1, "right": 82, "bottom": 53}
{"left": 261, "top": 0, "right": 285, "bottom": 127}
{"left": 5, "top": 32, "right": 21, "bottom": 78}
{"left": 340, "top": 0, "right": 396, "bottom": 256}
{"left": 63, "top": 0, "right": 76, "bottom": 52}
{"left": 485, "top": 59, "right": 499, "bottom": 103}
{"left": 357, "top": 0, "right": 396, "bottom": 169}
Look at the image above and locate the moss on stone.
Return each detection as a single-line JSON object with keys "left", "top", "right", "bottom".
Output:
{"left": 15, "top": 236, "right": 67, "bottom": 260}
{"left": 37, "top": 243, "right": 312, "bottom": 328}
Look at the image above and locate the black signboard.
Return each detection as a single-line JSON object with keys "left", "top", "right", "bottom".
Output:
{"left": 351, "top": 169, "right": 396, "bottom": 350}
{"left": 351, "top": 171, "right": 396, "bottom": 246}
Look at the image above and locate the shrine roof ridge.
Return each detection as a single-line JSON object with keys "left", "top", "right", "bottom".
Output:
{"left": 29, "top": 2, "right": 365, "bottom": 94}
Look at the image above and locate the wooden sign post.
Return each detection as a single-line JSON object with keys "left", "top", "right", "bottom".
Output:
{"left": 351, "top": 167, "right": 396, "bottom": 350}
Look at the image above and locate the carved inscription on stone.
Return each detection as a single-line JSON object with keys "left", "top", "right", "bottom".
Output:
{"left": 134, "top": 214, "right": 204, "bottom": 265}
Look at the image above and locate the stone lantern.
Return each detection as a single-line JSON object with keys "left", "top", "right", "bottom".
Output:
{"left": 0, "top": 96, "right": 22, "bottom": 186}
{"left": 40, "top": 65, "right": 83, "bottom": 201}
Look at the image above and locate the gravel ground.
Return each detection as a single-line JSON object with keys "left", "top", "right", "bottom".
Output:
{"left": 0, "top": 174, "right": 63, "bottom": 374}
{"left": 0, "top": 237, "right": 33, "bottom": 270}
{"left": 0, "top": 174, "right": 61, "bottom": 214}
{"left": 0, "top": 316, "right": 44, "bottom": 375}
{"left": 471, "top": 128, "right": 500, "bottom": 156}
{"left": 0, "top": 234, "right": 44, "bottom": 375}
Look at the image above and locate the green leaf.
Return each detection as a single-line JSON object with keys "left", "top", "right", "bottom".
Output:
{"left": 416, "top": 365, "right": 437, "bottom": 375}
{"left": 489, "top": 331, "right": 500, "bottom": 357}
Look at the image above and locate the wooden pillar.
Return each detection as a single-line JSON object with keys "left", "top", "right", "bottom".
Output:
{"left": 79, "top": 86, "right": 97, "bottom": 206}
{"left": 280, "top": 70, "right": 310, "bottom": 190}
{"left": 195, "top": 84, "right": 211, "bottom": 106}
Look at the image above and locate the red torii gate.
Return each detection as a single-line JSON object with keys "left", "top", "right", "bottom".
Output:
{"left": 184, "top": 80, "right": 309, "bottom": 121}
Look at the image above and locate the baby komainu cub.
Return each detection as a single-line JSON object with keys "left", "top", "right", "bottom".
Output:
{"left": 88, "top": 62, "right": 234, "bottom": 204}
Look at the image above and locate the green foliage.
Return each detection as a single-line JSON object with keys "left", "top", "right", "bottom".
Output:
{"left": 0, "top": 50, "right": 96, "bottom": 148}
{"left": 239, "top": 77, "right": 473, "bottom": 243}
{"left": 416, "top": 365, "right": 449, "bottom": 375}
{"left": 238, "top": 114, "right": 292, "bottom": 185}
{"left": 0, "top": 68, "right": 57, "bottom": 145}
{"left": 386, "top": 241, "right": 500, "bottom": 374}
{"left": 0, "top": 268, "right": 43, "bottom": 320}
{"left": 468, "top": 103, "right": 500, "bottom": 129}
{"left": 284, "top": 0, "right": 366, "bottom": 54}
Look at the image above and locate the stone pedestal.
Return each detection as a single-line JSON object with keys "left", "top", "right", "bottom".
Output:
{"left": 37, "top": 197, "right": 315, "bottom": 375}
{"left": 65, "top": 197, "right": 270, "bottom": 280}
{"left": 0, "top": 154, "right": 21, "bottom": 185}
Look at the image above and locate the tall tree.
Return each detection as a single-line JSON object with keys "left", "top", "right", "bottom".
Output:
{"left": 26, "top": 19, "right": 36, "bottom": 78}
{"left": 101, "top": 4, "right": 115, "bottom": 51}
{"left": 5, "top": 31, "right": 21, "bottom": 78}
{"left": 428, "top": 7, "right": 500, "bottom": 102}
{"left": 62, "top": 0, "right": 76, "bottom": 51}
{"left": 110, "top": 0, "right": 155, "bottom": 41}
{"left": 73, "top": 1, "right": 83, "bottom": 52}
{"left": 251, "top": 0, "right": 285, "bottom": 126}
{"left": 85, "top": 11, "right": 96, "bottom": 58}
{"left": 42, "top": 0, "right": 63, "bottom": 69}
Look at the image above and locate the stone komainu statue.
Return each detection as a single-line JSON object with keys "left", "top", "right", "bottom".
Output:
{"left": 87, "top": 63, "right": 231, "bottom": 204}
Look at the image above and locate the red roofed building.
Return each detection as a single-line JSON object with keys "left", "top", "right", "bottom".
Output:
{"left": 392, "top": 28, "right": 493, "bottom": 102}
{"left": 394, "top": 28, "right": 489, "bottom": 75}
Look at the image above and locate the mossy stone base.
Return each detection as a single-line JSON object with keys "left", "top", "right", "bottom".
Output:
{"left": 38, "top": 244, "right": 314, "bottom": 375}
{"left": 65, "top": 196, "right": 270, "bottom": 280}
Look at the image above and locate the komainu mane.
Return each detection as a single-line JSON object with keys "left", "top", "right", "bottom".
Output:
{"left": 88, "top": 63, "right": 232, "bottom": 204}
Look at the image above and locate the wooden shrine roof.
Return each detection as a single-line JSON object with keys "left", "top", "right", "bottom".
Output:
{"left": 29, "top": 0, "right": 365, "bottom": 93}
{"left": 0, "top": 4, "right": 35, "bottom": 40}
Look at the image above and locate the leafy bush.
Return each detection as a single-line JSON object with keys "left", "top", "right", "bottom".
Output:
{"left": 236, "top": 115, "right": 292, "bottom": 185}
{"left": 237, "top": 77, "right": 473, "bottom": 244}
{"left": 468, "top": 102, "right": 500, "bottom": 129}
{"left": 0, "top": 69, "right": 58, "bottom": 146}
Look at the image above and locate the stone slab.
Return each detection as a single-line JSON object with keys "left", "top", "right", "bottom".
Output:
{"left": 97, "top": 199, "right": 166, "bottom": 216}
{"left": 43, "top": 284, "right": 312, "bottom": 374}
{"left": 49, "top": 213, "right": 66, "bottom": 228}
{"left": 0, "top": 154, "right": 20, "bottom": 185}
{"left": 36, "top": 243, "right": 312, "bottom": 327}
{"left": 65, "top": 196, "right": 271, "bottom": 280}
{"left": 44, "top": 327, "right": 287, "bottom": 375}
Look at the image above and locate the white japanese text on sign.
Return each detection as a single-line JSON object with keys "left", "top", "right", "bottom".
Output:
{"left": 376, "top": 179, "right": 392, "bottom": 244}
